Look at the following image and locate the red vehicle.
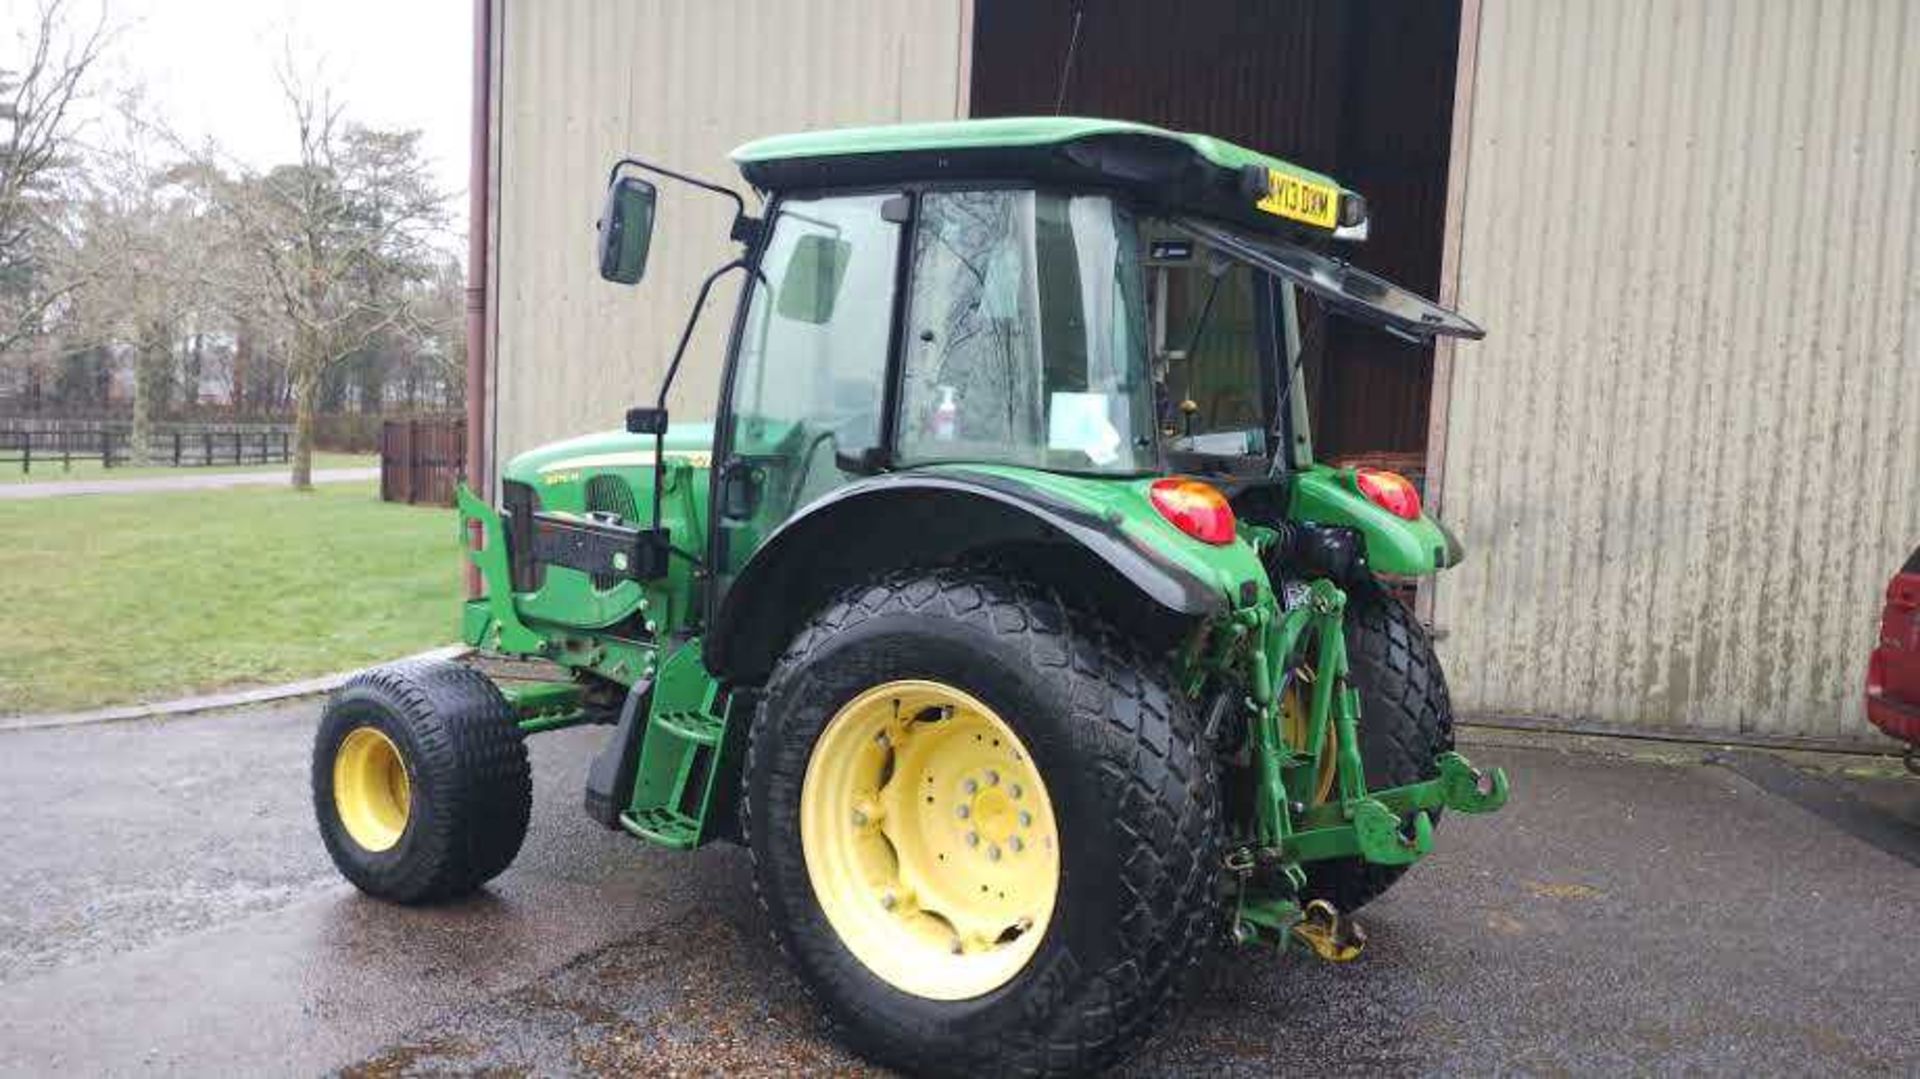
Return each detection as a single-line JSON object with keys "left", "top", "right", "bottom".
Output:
{"left": 1866, "top": 545, "right": 1920, "bottom": 773}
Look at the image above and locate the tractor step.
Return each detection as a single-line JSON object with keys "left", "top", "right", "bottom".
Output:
{"left": 626, "top": 704, "right": 729, "bottom": 847}
{"left": 617, "top": 641, "right": 742, "bottom": 850}
{"left": 652, "top": 707, "right": 725, "bottom": 746}
{"left": 619, "top": 806, "right": 702, "bottom": 849}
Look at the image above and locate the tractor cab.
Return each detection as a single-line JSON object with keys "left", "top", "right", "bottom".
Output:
{"left": 322, "top": 118, "right": 1509, "bottom": 1079}
{"left": 653, "top": 119, "right": 1484, "bottom": 620}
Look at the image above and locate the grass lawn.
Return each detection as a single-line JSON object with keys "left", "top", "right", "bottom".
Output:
{"left": 0, "top": 451, "right": 376, "bottom": 484}
{"left": 0, "top": 481, "right": 459, "bottom": 715}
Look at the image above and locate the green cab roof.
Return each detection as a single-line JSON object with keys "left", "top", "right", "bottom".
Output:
{"left": 730, "top": 117, "right": 1355, "bottom": 238}
{"left": 733, "top": 117, "right": 1335, "bottom": 188}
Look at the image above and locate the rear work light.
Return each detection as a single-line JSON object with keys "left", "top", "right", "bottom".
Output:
{"left": 1353, "top": 468, "right": 1422, "bottom": 520}
{"left": 1149, "top": 478, "right": 1237, "bottom": 545}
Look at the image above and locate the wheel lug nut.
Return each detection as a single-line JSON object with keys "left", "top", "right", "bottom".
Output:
{"left": 852, "top": 809, "right": 868, "bottom": 826}
{"left": 1018, "top": 811, "right": 1032, "bottom": 828}
{"left": 956, "top": 804, "right": 970, "bottom": 819}
{"left": 987, "top": 845, "right": 1001, "bottom": 862}
{"left": 963, "top": 778, "right": 978, "bottom": 794}
{"left": 1009, "top": 836, "right": 1024, "bottom": 853}
{"left": 881, "top": 892, "right": 898, "bottom": 910}
{"left": 965, "top": 831, "right": 979, "bottom": 846}
{"left": 986, "top": 770, "right": 1000, "bottom": 786}
{"left": 1010, "top": 783, "right": 1022, "bottom": 800}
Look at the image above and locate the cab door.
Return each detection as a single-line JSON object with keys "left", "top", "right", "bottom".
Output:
{"left": 709, "top": 192, "right": 904, "bottom": 602}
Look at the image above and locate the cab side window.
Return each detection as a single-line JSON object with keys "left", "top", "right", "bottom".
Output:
{"left": 731, "top": 194, "right": 900, "bottom": 467}
{"left": 720, "top": 194, "right": 901, "bottom": 577}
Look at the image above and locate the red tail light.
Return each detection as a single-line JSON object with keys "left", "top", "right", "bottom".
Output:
{"left": 1354, "top": 468, "right": 1421, "bottom": 520}
{"left": 1149, "top": 478, "right": 1237, "bottom": 545}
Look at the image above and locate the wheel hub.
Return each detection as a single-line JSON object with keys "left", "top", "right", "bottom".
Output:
{"left": 800, "top": 680, "right": 1060, "bottom": 1000}
{"left": 333, "top": 726, "right": 411, "bottom": 852}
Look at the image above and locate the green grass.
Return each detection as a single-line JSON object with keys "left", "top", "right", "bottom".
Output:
{"left": 0, "top": 451, "right": 376, "bottom": 484}
{"left": 0, "top": 481, "right": 459, "bottom": 715}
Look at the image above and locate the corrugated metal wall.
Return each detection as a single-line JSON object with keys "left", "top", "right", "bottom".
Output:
{"left": 491, "top": 0, "right": 968, "bottom": 465}
{"left": 1436, "top": 0, "right": 1920, "bottom": 742}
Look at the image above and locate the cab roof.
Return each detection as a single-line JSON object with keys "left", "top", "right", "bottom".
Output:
{"left": 730, "top": 117, "right": 1356, "bottom": 239}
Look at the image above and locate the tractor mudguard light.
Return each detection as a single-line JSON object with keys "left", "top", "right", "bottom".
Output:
{"left": 314, "top": 116, "right": 1506, "bottom": 1079}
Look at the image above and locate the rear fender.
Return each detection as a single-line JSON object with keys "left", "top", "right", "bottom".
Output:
{"left": 704, "top": 469, "right": 1263, "bottom": 683}
{"left": 1288, "top": 465, "right": 1463, "bottom": 577}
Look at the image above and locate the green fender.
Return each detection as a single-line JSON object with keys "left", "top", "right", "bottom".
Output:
{"left": 1288, "top": 465, "right": 1464, "bottom": 577}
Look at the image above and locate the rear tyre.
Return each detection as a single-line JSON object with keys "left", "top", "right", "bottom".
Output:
{"left": 746, "top": 568, "right": 1222, "bottom": 1077}
{"left": 1300, "top": 582, "right": 1455, "bottom": 912}
{"left": 313, "top": 659, "right": 532, "bottom": 903}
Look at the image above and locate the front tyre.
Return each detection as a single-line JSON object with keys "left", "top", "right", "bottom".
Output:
{"left": 746, "top": 569, "right": 1221, "bottom": 1077}
{"left": 312, "top": 659, "right": 532, "bottom": 904}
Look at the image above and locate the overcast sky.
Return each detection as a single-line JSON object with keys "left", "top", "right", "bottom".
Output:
{"left": 7, "top": 0, "right": 472, "bottom": 211}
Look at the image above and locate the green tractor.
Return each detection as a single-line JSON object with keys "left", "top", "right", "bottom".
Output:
{"left": 313, "top": 117, "right": 1509, "bottom": 1075}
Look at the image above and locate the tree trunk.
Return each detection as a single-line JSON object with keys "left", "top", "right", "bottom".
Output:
{"left": 132, "top": 320, "right": 176, "bottom": 466}
{"left": 232, "top": 324, "right": 252, "bottom": 415}
{"left": 185, "top": 333, "right": 203, "bottom": 408}
{"left": 292, "top": 368, "right": 317, "bottom": 490}
{"left": 131, "top": 348, "right": 156, "bottom": 468}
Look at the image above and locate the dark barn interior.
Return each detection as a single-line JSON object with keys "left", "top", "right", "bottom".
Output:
{"left": 969, "top": 0, "right": 1462, "bottom": 466}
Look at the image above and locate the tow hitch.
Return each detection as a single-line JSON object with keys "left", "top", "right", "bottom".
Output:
{"left": 1291, "top": 900, "right": 1367, "bottom": 962}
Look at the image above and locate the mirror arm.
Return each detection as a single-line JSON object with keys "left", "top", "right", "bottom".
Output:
{"left": 649, "top": 258, "right": 763, "bottom": 533}
{"left": 608, "top": 156, "right": 763, "bottom": 248}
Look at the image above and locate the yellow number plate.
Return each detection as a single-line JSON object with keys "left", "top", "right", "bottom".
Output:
{"left": 1256, "top": 170, "right": 1339, "bottom": 229}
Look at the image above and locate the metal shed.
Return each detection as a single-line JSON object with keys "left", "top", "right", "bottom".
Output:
{"left": 470, "top": 0, "right": 1920, "bottom": 745}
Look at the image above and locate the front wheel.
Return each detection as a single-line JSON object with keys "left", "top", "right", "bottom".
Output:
{"left": 312, "top": 660, "right": 532, "bottom": 903}
{"left": 746, "top": 568, "right": 1221, "bottom": 1077}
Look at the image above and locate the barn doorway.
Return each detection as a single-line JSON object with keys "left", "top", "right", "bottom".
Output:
{"left": 969, "top": 0, "right": 1463, "bottom": 474}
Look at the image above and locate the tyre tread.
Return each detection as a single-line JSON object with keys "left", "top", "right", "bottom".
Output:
{"left": 313, "top": 659, "right": 532, "bottom": 904}
{"left": 744, "top": 566, "right": 1221, "bottom": 1078}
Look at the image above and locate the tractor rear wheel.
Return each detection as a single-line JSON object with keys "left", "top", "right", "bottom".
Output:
{"left": 746, "top": 568, "right": 1221, "bottom": 1077}
{"left": 312, "top": 659, "right": 532, "bottom": 904}
{"left": 1300, "top": 581, "right": 1455, "bottom": 911}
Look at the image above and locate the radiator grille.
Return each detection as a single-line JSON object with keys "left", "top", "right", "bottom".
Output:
{"left": 584, "top": 474, "right": 638, "bottom": 590}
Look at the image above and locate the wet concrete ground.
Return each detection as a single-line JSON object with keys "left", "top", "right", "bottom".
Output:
{"left": 0, "top": 703, "right": 1912, "bottom": 1076}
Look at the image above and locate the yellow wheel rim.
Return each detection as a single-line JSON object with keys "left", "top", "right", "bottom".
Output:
{"left": 1281, "top": 681, "right": 1338, "bottom": 805}
{"left": 333, "top": 726, "right": 412, "bottom": 852}
{"left": 800, "top": 680, "right": 1061, "bottom": 1001}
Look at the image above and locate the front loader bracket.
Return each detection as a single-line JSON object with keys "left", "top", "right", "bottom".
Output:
{"left": 457, "top": 482, "right": 546, "bottom": 655}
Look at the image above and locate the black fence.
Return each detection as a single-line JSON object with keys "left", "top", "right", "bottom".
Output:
{"left": 0, "top": 423, "right": 292, "bottom": 474}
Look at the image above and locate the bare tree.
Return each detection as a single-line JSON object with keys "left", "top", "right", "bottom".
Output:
{"left": 186, "top": 67, "right": 446, "bottom": 488}
{"left": 66, "top": 156, "right": 222, "bottom": 461}
{"left": 0, "top": 0, "right": 109, "bottom": 361}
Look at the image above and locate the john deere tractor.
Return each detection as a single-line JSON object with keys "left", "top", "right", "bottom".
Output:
{"left": 313, "top": 117, "right": 1509, "bottom": 1075}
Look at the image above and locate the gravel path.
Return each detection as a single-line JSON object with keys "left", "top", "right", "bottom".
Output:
{"left": 0, "top": 466, "right": 379, "bottom": 500}
{"left": 0, "top": 705, "right": 1911, "bottom": 1076}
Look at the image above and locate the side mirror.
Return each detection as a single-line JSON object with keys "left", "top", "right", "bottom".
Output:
{"left": 596, "top": 176, "right": 657, "bottom": 284}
